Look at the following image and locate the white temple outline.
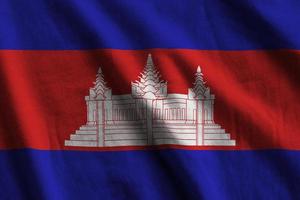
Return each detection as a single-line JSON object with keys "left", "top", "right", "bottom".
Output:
{"left": 65, "top": 54, "right": 236, "bottom": 147}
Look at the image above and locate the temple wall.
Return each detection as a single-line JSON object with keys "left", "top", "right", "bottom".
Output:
{"left": 66, "top": 90, "right": 235, "bottom": 147}
{"left": 101, "top": 94, "right": 209, "bottom": 122}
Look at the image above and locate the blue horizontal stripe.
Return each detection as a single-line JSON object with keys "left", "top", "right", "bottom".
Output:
{"left": 0, "top": 149, "right": 299, "bottom": 200}
{"left": 0, "top": 0, "right": 300, "bottom": 50}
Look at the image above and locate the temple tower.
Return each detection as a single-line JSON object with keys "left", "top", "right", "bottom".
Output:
{"left": 88, "top": 67, "right": 110, "bottom": 146}
{"left": 193, "top": 66, "right": 207, "bottom": 145}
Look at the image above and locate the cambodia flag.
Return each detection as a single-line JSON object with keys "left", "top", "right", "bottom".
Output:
{"left": 0, "top": 0, "right": 300, "bottom": 199}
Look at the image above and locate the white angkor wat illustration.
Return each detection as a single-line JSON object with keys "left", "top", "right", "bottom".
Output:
{"left": 65, "top": 54, "right": 236, "bottom": 147}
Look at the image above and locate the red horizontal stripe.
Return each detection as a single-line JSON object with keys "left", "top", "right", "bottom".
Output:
{"left": 0, "top": 49, "right": 299, "bottom": 150}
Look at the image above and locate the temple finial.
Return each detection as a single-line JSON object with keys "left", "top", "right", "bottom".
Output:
{"left": 197, "top": 66, "right": 201, "bottom": 73}
{"left": 146, "top": 54, "right": 153, "bottom": 66}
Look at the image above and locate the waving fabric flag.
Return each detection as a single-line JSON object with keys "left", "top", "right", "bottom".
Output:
{"left": 0, "top": 0, "right": 300, "bottom": 199}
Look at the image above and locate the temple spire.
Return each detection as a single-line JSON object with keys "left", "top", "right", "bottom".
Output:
{"left": 193, "top": 66, "right": 207, "bottom": 98}
{"left": 132, "top": 54, "right": 166, "bottom": 99}
{"left": 92, "top": 67, "right": 109, "bottom": 99}
{"left": 146, "top": 54, "right": 154, "bottom": 68}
